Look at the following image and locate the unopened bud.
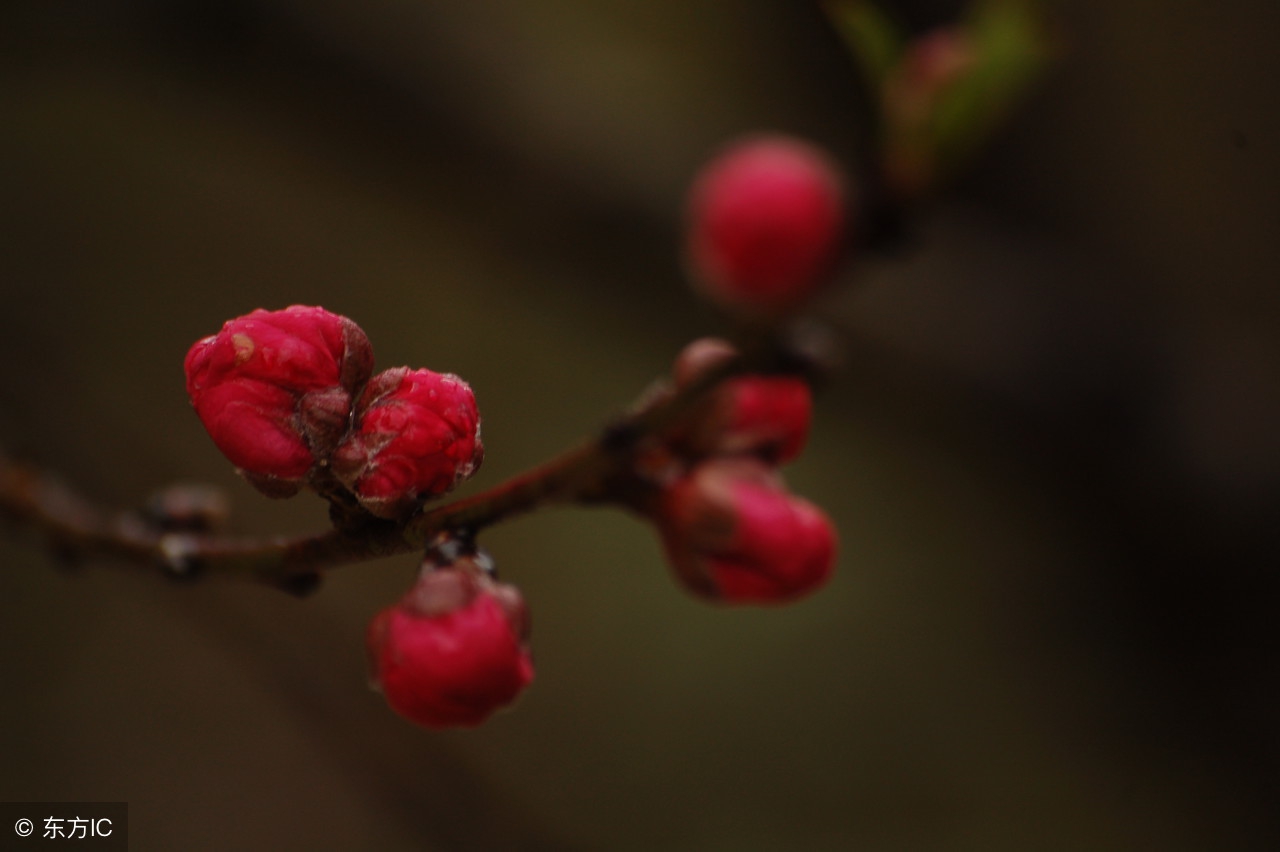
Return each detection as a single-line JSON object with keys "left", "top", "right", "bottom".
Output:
{"left": 671, "top": 338, "right": 813, "bottom": 464}
{"left": 184, "top": 306, "right": 374, "bottom": 495}
{"left": 656, "top": 458, "right": 836, "bottom": 604}
{"left": 882, "top": 27, "right": 978, "bottom": 197}
{"left": 685, "top": 135, "right": 849, "bottom": 315}
{"left": 367, "top": 559, "right": 533, "bottom": 728}
{"left": 333, "top": 368, "right": 484, "bottom": 519}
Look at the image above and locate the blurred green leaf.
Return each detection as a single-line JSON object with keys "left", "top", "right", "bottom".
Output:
{"left": 929, "top": 0, "right": 1053, "bottom": 178}
{"left": 824, "top": 0, "right": 904, "bottom": 93}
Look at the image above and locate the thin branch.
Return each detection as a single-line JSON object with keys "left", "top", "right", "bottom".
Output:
{"left": 1, "top": 328, "right": 820, "bottom": 594}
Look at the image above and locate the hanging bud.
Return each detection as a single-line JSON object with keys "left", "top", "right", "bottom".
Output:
{"left": 656, "top": 458, "right": 836, "bottom": 604}
{"left": 670, "top": 338, "right": 813, "bottom": 464}
{"left": 333, "top": 367, "right": 484, "bottom": 519}
{"left": 685, "top": 135, "right": 848, "bottom": 315}
{"left": 184, "top": 306, "right": 374, "bottom": 496}
{"left": 367, "top": 557, "right": 533, "bottom": 729}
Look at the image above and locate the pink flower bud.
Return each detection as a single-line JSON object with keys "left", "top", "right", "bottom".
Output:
{"left": 886, "top": 27, "right": 976, "bottom": 135}
{"left": 686, "top": 135, "right": 848, "bottom": 314}
{"left": 184, "top": 306, "right": 374, "bottom": 495}
{"left": 367, "top": 565, "right": 534, "bottom": 729}
{"left": 671, "top": 338, "right": 813, "bottom": 464}
{"left": 657, "top": 459, "right": 836, "bottom": 604}
{"left": 333, "top": 367, "right": 484, "bottom": 519}
{"left": 882, "top": 27, "right": 977, "bottom": 197}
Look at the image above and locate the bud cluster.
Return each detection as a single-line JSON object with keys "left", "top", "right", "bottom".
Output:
{"left": 645, "top": 338, "right": 837, "bottom": 605}
{"left": 178, "top": 131, "right": 858, "bottom": 729}
{"left": 184, "top": 306, "right": 483, "bottom": 519}
{"left": 186, "top": 307, "right": 525, "bottom": 729}
{"left": 670, "top": 135, "right": 845, "bottom": 603}
{"left": 158, "top": 20, "right": 1037, "bottom": 729}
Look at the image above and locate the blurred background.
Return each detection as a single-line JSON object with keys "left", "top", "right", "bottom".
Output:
{"left": 1, "top": 1, "right": 1277, "bottom": 849}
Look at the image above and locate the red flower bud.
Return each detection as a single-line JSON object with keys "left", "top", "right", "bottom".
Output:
{"left": 367, "top": 564, "right": 534, "bottom": 729}
{"left": 184, "top": 306, "right": 374, "bottom": 494}
{"left": 333, "top": 367, "right": 484, "bottom": 519}
{"left": 657, "top": 459, "right": 836, "bottom": 604}
{"left": 686, "top": 135, "right": 847, "bottom": 314}
{"left": 671, "top": 338, "right": 812, "bottom": 464}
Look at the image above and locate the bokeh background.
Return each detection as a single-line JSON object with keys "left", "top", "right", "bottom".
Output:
{"left": 2, "top": 1, "right": 1278, "bottom": 849}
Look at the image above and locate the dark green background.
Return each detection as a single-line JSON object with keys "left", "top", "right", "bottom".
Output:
{"left": 2, "top": 2, "right": 1277, "bottom": 849}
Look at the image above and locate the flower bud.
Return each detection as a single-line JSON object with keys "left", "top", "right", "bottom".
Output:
{"left": 882, "top": 27, "right": 978, "bottom": 198}
{"left": 367, "top": 562, "right": 533, "bottom": 729}
{"left": 184, "top": 306, "right": 374, "bottom": 495}
{"left": 333, "top": 367, "right": 484, "bottom": 519}
{"left": 686, "top": 135, "right": 848, "bottom": 315}
{"left": 671, "top": 338, "right": 812, "bottom": 464}
{"left": 657, "top": 459, "right": 836, "bottom": 604}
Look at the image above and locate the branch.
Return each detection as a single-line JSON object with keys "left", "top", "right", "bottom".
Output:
{"left": 1, "top": 327, "right": 823, "bottom": 595}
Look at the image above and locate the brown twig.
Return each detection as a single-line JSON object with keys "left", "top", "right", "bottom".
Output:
{"left": 0, "top": 328, "right": 823, "bottom": 595}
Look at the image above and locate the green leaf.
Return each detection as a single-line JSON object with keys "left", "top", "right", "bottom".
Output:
{"left": 823, "top": 0, "right": 904, "bottom": 93}
{"left": 929, "top": 0, "right": 1053, "bottom": 178}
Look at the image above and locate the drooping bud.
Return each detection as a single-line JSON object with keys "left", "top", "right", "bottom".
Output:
{"left": 367, "top": 558, "right": 533, "bottom": 729}
{"left": 685, "top": 135, "right": 848, "bottom": 315}
{"left": 670, "top": 338, "right": 813, "bottom": 464}
{"left": 184, "top": 306, "right": 374, "bottom": 496}
{"left": 656, "top": 458, "right": 836, "bottom": 604}
{"left": 333, "top": 367, "right": 484, "bottom": 519}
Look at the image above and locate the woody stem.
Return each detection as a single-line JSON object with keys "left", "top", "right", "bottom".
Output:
{"left": 0, "top": 327, "right": 820, "bottom": 594}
